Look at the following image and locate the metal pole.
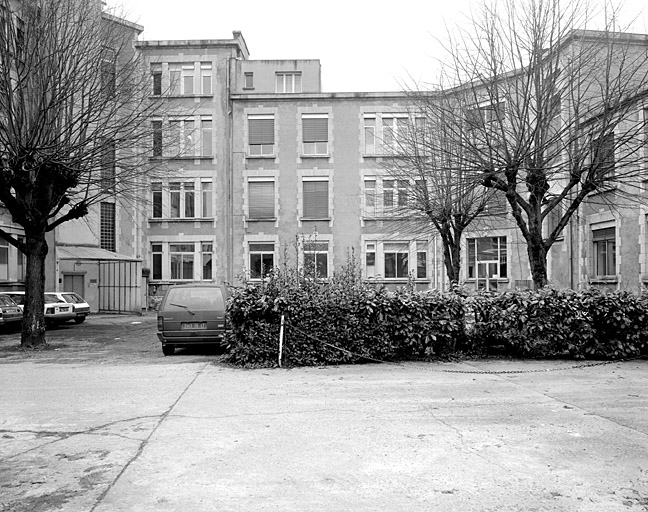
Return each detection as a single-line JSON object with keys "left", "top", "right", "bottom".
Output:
{"left": 278, "top": 314, "right": 285, "bottom": 367}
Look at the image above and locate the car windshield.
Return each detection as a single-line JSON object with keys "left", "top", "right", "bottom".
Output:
{"left": 44, "top": 294, "right": 66, "bottom": 303}
{"left": 0, "top": 295, "right": 17, "bottom": 306}
{"left": 61, "top": 293, "right": 84, "bottom": 304}
{"left": 165, "top": 288, "right": 225, "bottom": 310}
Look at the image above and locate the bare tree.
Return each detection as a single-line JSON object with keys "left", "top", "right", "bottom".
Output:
{"left": 422, "top": 0, "right": 648, "bottom": 288}
{"left": 0, "top": 0, "right": 161, "bottom": 346}
{"left": 380, "top": 103, "right": 506, "bottom": 285}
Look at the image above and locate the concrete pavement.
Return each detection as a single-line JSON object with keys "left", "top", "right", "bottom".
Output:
{"left": 2, "top": 348, "right": 648, "bottom": 511}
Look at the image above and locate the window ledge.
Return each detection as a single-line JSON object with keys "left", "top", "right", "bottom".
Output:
{"left": 148, "top": 217, "right": 214, "bottom": 222}
{"left": 465, "top": 278, "right": 510, "bottom": 283}
{"left": 168, "top": 155, "right": 214, "bottom": 161}
{"left": 589, "top": 276, "right": 618, "bottom": 283}
{"left": 149, "top": 94, "right": 214, "bottom": 100}
{"left": 301, "top": 217, "right": 331, "bottom": 222}
{"left": 246, "top": 217, "right": 277, "bottom": 222}
{"left": 300, "top": 154, "right": 330, "bottom": 159}
{"left": 246, "top": 154, "right": 276, "bottom": 160}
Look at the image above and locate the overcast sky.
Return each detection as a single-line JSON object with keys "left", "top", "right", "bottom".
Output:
{"left": 113, "top": 0, "right": 648, "bottom": 93}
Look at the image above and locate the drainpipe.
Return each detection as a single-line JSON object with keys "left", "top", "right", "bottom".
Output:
{"left": 226, "top": 56, "right": 234, "bottom": 285}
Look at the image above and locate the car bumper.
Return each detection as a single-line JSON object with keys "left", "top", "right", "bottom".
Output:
{"left": 45, "top": 313, "right": 77, "bottom": 323}
{"left": 157, "top": 331, "right": 227, "bottom": 346}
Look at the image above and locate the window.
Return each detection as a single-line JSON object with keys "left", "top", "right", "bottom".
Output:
{"left": 467, "top": 237, "right": 507, "bottom": 290}
{"left": 364, "top": 117, "right": 376, "bottom": 154}
{"left": 169, "top": 63, "right": 194, "bottom": 96}
{"left": 366, "top": 243, "right": 376, "bottom": 278}
{"left": 100, "top": 139, "right": 116, "bottom": 190}
{"left": 151, "top": 243, "right": 162, "bottom": 280}
{"left": 248, "top": 180, "right": 275, "bottom": 219}
{"left": 169, "top": 119, "right": 195, "bottom": 157}
{"left": 101, "top": 47, "right": 116, "bottom": 97}
{"left": 169, "top": 182, "right": 195, "bottom": 218}
{"left": 151, "top": 182, "right": 162, "bottom": 218}
{"left": 151, "top": 64, "right": 162, "bottom": 95}
{"left": 303, "top": 180, "right": 329, "bottom": 219}
{"left": 0, "top": 239, "right": 8, "bottom": 280}
{"left": 381, "top": 116, "right": 407, "bottom": 153}
{"left": 201, "top": 118, "right": 213, "bottom": 157}
{"left": 152, "top": 121, "right": 162, "bottom": 157}
{"left": 364, "top": 179, "right": 377, "bottom": 217}
{"left": 100, "top": 202, "right": 116, "bottom": 252}
{"left": 201, "top": 181, "right": 212, "bottom": 217}
{"left": 248, "top": 115, "right": 275, "bottom": 156}
{"left": 384, "top": 243, "right": 409, "bottom": 279}
{"left": 244, "top": 72, "right": 254, "bottom": 89}
{"left": 592, "top": 133, "right": 615, "bottom": 176}
{"left": 276, "top": 72, "right": 302, "bottom": 93}
{"left": 417, "top": 241, "right": 427, "bottom": 279}
{"left": 202, "top": 243, "right": 213, "bottom": 280}
{"left": 593, "top": 227, "right": 616, "bottom": 276}
{"left": 200, "top": 63, "right": 212, "bottom": 95}
{"left": 383, "top": 180, "right": 395, "bottom": 209}
{"left": 465, "top": 102, "right": 505, "bottom": 131}
{"left": 170, "top": 182, "right": 181, "bottom": 218}
{"left": 170, "top": 243, "right": 194, "bottom": 280}
{"left": 249, "top": 243, "right": 274, "bottom": 279}
{"left": 302, "top": 114, "right": 328, "bottom": 155}
{"left": 303, "top": 242, "right": 328, "bottom": 278}
{"left": 184, "top": 183, "right": 195, "bottom": 218}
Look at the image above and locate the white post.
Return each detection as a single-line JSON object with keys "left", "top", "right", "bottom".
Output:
{"left": 278, "top": 314, "right": 285, "bottom": 367}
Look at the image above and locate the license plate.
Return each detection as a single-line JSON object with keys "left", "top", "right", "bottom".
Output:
{"left": 59, "top": 306, "right": 70, "bottom": 312}
{"left": 181, "top": 322, "right": 207, "bottom": 330}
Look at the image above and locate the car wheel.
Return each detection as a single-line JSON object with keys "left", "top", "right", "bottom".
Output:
{"left": 74, "top": 317, "right": 86, "bottom": 324}
{"left": 162, "top": 344, "right": 175, "bottom": 356}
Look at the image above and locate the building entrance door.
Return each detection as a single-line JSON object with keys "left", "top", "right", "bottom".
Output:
{"left": 63, "top": 274, "right": 85, "bottom": 297}
{"left": 477, "top": 261, "right": 499, "bottom": 291}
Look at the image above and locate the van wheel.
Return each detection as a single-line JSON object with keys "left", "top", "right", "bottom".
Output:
{"left": 162, "top": 344, "right": 175, "bottom": 356}
{"left": 74, "top": 317, "right": 86, "bottom": 324}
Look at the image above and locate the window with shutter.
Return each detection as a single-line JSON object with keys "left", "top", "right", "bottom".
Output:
{"left": 593, "top": 227, "right": 616, "bottom": 276}
{"left": 302, "top": 115, "right": 328, "bottom": 155}
{"left": 248, "top": 181, "right": 275, "bottom": 219}
{"left": 248, "top": 115, "right": 275, "bottom": 156}
{"left": 303, "top": 180, "right": 329, "bottom": 218}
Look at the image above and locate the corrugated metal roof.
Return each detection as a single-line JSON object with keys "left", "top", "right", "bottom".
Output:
{"left": 56, "top": 246, "right": 141, "bottom": 262}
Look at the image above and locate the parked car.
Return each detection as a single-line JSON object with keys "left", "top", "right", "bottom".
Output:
{"left": 46, "top": 292, "right": 90, "bottom": 324}
{"left": 2, "top": 291, "right": 76, "bottom": 325}
{"left": 0, "top": 293, "right": 23, "bottom": 328}
{"left": 156, "top": 283, "right": 229, "bottom": 356}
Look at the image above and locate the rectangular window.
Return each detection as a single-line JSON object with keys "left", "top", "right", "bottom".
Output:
{"left": 101, "top": 47, "right": 116, "bottom": 97}
{"left": 466, "top": 102, "right": 505, "bottom": 130}
{"left": 152, "top": 182, "right": 162, "bottom": 218}
{"left": 303, "top": 242, "right": 328, "bottom": 278}
{"left": 397, "top": 180, "right": 409, "bottom": 207}
{"left": 593, "top": 227, "right": 616, "bottom": 276}
{"left": 244, "top": 72, "right": 254, "bottom": 89}
{"left": 302, "top": 114, "right": 328, "bottom": 155}
{"left": 382, "top": 116, "right": 407, "bottom": 153}
{"left": 383, "top": 179, "right": 395, "bottom": 209}
{"left": 592, "top": 133, "right": 615, "bottom": 176}
{"left": 184, "top": 183, "right": 195, "bottom": 218}
{"left": 169, "top": 119, "right": 195, "bottom": 157}
{"left": 151, "top": 243, "right": 162, "bottom": 280}
{"left": 248, "top": 115, "right": 275, "bottom": 156}
{"left": 100, "top": 202, "right": 116, "bottom": 252}
{"left": 366, "top": 243, "right": 376, "bottom": 278}
{"left": 170, "top": 243, "right": 194, "bottom": 280}
{"left": 384, "top": 242, "right": 409, "bottom": 279}
{"left": 201, "top": 118, "right": 213, "bottom": 157}
{"left": 202, "top": 243, "right": 213, "bottom": 280}
{"left": 0, "top": 239, "right": 8, "bottom": 280}
{"left": 249, "top": 243, "right": 274, "bottom": 279}
{"left": 248, "top": 181, "right": 275, "bottom": 219}
{"left": 151, "top": 64, "right": 162, "bottom": 95}
{"left": 467, "top": 237, "right": 508, "bottom": 280}
{"left": 276, "top": 72, "right": 302, "bottom": 93}
{"left": 170, "top": 182, "right": 181, "bottom": 218}
{"left": 303, "top": 180, "right": 329, "bottom": 219}
{"left": 364, "top": 179, "right": 376, "bottom": 217}
{"left": 364, "top": 117, "right": 376, "bottom": 154}
{"left": 200, "top": 63, "right": 212, "bottom": 95}
{"left": 201, "top": 181, "right": 212, "bottom": 217}
{"left": 169, "top": 63, "right": 194, "bottom": 96}
{"left": 152, "top": 121, "right": 162, "bottom": 157}
{"left": 417, "top": 241, "right": 427, "bottom": 279}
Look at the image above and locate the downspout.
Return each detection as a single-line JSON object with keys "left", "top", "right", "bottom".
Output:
{"left": 226, "top": 56, "right": 234, "bottom": 285}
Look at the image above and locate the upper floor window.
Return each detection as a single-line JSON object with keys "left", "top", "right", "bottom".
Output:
{"left": 382, "top": 116, "right": 408, "bottom": 153}
{"left": 248, "top": 180, "right": 275, "bottom": 219}
{"left": 302, "top": 114, "right": 328, "bottom": 156}
{"left": 244, "top": 72, "right": 254, "bottom": 89}
{"left": 302, "top": 179, "right": 329, "bottom": 219}
{"left": 151, "top": 64, "right": 162, "bottom": 95}
{"left": 169, "top": 119, "right": 195, "bottom": 157}
{"left": 592, "top": 133, "right": 615, "bottom": 177}
{"left": 150, "top": 180, "right": 210, "bottom": 220}
{"left": 276, "top": 72, "right": 302, "bottom": 93}
{"left": 201, "top": 117, "right": 213, "bottom": 157}
{"left": 100, "top": 139, "right": 116, "bottom": 190}
{"left": 152, "top": 120, "right": 163, "bottom": 157}
{"left": 248, "top": 115, "right": 275, "bottom": 156}
{"left": 101, "top": 47, "right": 116, "bottom": 97}
{"left": 364, "top": 117, "right": 376, "bottom": 154}
{"left": 200, "top": 63, "right": 212, "bottom": 95}
{"left": 465, "top": 102, "right": 505, "bottom": 131}
{"left": 593, "top": 227, "right": 616, "bottom": 276}
{"left": 100, "top": 202, "right": 116, "bottom": 252}
{"left": 169, "top": 63, "right": 194, "bottom": 96}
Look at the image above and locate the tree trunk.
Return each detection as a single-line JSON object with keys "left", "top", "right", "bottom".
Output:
{"left": 21, "top": 232, "right": 48, "bottom": 347}
{"left": 527, "top": 239, "right": 548, "bottom": 289}
{"left": 439, "top": 228, "right": 462, "bottom": 286}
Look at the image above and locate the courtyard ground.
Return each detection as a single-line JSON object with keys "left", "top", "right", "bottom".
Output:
{"left": 1, "top": 314, "right": 647, "bottom": 511}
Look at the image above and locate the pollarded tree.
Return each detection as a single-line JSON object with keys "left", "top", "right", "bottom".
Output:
{"left": 421, "top": 0, "right": 648, "bottom": 288}
{"left": 0, "top": 0, "right": 162, "bottom": 346}
{"left": 380, "top": 104, "right": 506, "bottom": 285}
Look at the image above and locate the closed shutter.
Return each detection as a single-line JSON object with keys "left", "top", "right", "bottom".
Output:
{"left": 249, "top": 118, "right": 274, "bottom": 145}
{"left": 593, "top": 227, "right": 615, "bottom": 241}
{"left": 249, "top": 181, "right": 275, "bottom": 218}
{"left": 303, "top": 181, "right": 328, "bottom": 218}
{"left": 302, "top": 116, "right": 328, "bottom": 142}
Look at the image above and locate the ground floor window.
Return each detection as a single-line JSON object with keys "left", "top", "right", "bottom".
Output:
{"left": 364, "top": 240, "right": 428, "bottom": 280}
{"left": 303, "top": 241, "right": 328, "bottom": 278}
{"left": 249, "top": 243, "right": 275, "bottom": 279}
{"left": 467, "top": 236, "right": 507, "bottom": 291}
{"left": 593, "top": 227, "right": 616, "bottom": 276}
{"left": 150, "top": 241, "right": 216, "bottom": 282}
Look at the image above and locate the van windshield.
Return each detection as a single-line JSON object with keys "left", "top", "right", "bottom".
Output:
{"left": 166, "top": 288, "right": 225, "bottom": 310}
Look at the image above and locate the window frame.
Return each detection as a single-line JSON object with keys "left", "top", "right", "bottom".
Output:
{"left": 248, "top": 114, "right": 275, "bottom": 156}
{"left": 302, "top": 179, "right": 329, "bottom": 219}
{"left": 249, "top": 242, "right": 275, "bottom": 280}
{"left": 302, "top": 114, "right": 329, "bottom": 156}
{"left": 593, "top": 227, "right": 616, "bottom": 277}
{"left": 276, "top": 72, "right": 302, "bottom": 93}
{"left": 247, "top": 179, "right": 276, "bottom": 220}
